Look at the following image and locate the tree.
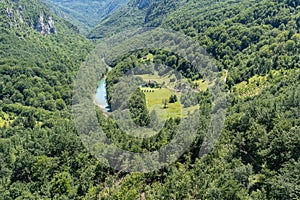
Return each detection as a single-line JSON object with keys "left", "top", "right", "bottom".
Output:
{"left": 50, "top": 172, "right": 73, "bottom": 198}
{"left": 149, "top": 110, "right": 160, "bottom": 131}
{"left": 162, "top": 99, "right": 168, "bottom": 109}
{"left": 169, "top": 94, "right": 178, "bottom": 103}
{"left": 129, "top": 88, "right": 150, "bottom": 126}
{"left": 24, "top": 115, "right": 35, "bottom": 129}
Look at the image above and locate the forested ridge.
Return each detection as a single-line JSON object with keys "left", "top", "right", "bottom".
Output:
{"left": 0, "top": 0, "right": 299, "bottom": 199}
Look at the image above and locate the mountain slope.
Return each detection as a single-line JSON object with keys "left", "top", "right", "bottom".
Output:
{"left": 0, "top": 0, "right": 105, "bottom": 198}
{"left": 160, "top": 0, "right": 299, "bottom": 84}
{"left": 87, "top": 0, "right": 181, "bottom": 38}
{"left": 43, "top": 0, "right": 130, "bottom": 33}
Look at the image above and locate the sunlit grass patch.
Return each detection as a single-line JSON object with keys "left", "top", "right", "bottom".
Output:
{"left": 182, "top": 105, "right": 199, "bottom": 117}
{"left": 233, "top": 76, "right": 269, "bottom": 98}
{"left": 142, "top": 87, "right": 199, "bottom": 119}
{"left": 142, "top": 87, "right": 182, "bottom": 118}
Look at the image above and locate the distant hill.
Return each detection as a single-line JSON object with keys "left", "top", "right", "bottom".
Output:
{"left": 87, "top": 0, "right": 181, "bottom": 38}
{"left": 42, "top": 0, "right": 130, "bottom": 33}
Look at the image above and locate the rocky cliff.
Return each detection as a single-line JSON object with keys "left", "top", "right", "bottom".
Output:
{"left": 5, "top": 1, "right": 57, "bottom": 35}
{"left": 36, "top": 13, "right": 57, "bottom": 35}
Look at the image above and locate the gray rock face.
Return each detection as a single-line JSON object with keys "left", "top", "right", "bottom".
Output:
{"left": 6, "top": 8, "right": 14, "bottom": 19}
{"left": 36, "top": 13, "right": 45, "bottom": 32}
{"left": 36, "top": 13, "right": 57, "bottom": 35}
{"left": 8, "top": 22, "right": 12, "bottom": 29}
{"left": 6, "top": 4, "right": 57, "bottom": 35}
{"left": 47, "top": 16, "right": 57, "bottom": 34}
{"left": 16, "top": 9, "right": 23, "bottom": 23}
{"left": 6, "top": 7, "right": 19, "bottom": 28}
{"left": 18, "top": 5, "right": 23, "bottom": 11}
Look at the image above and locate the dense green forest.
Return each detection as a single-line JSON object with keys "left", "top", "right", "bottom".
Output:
{"left": 0, "top": 0, "right": 299, "bottom": 199}
{"left": 0, "top": 0, "right": 103, "bottom": 198}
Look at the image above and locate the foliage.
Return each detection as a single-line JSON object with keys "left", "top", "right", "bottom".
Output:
{"left": 129, "top": 88, "right": 150, "bottom": 126}
{"left": 169, "top": 94, "right": 178, "bottom": 103}
{"left": 0, "top": 0, "right": 299, "bottom": 199}
{"left": 0, "top": 0, "right": 106, "bottom": 199}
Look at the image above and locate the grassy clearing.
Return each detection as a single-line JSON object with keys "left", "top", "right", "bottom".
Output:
{"left": 182, "top": 105, "right": 199, "bottom": 117}
{"left": 136, "top": 65, "right": 204, "bottom": 120}
{"left": 138, "top": 72, "right": 175, "bottom": 85}
{"left": 142, "top": 87, "right": 182, "bottom": 119}
{"left": 142, "top": 87, "right": 199, "bottom": 119}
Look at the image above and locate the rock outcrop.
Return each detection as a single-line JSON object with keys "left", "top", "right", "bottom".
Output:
{"left": 36, "top": 13, "right": 57, "bottom": 35}
{"left": 47, "top": 16, "right": 57, "bottom": 34}
{"left": 6, "top": 7, "right": 14, "bottom": 19}
{"left": 6, "top": 4, "right": 57, "bottom": 35}
{"left": 36, "top": 12, "right": 44, "bottom": 32}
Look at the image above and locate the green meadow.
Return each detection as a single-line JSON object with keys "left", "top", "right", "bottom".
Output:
{"left": 142, "top": 87, "right": 181, "bottom": 118}
{"left": 141, "top": 87, "right": 199, "bottom": 119}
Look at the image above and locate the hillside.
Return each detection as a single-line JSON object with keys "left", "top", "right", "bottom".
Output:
{"left": 0, "top": 0, "right": 299, "bottom": 199}
{"left": 87, "top": 0, "right": 181, "bottom": 38}
{"left": 0, "top": 0, "right": 103, "bottom": 198}
{"left": 43, "top": 0, "right": 129, "bottom": 33}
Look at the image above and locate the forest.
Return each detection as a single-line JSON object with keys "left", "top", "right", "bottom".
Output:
{"left": 0, "top": 0, "right": 299, "bottom": 199}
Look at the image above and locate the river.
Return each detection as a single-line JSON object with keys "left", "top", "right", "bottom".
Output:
{"left": 95, "top": 67, "right": 112, "bottom": 112}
